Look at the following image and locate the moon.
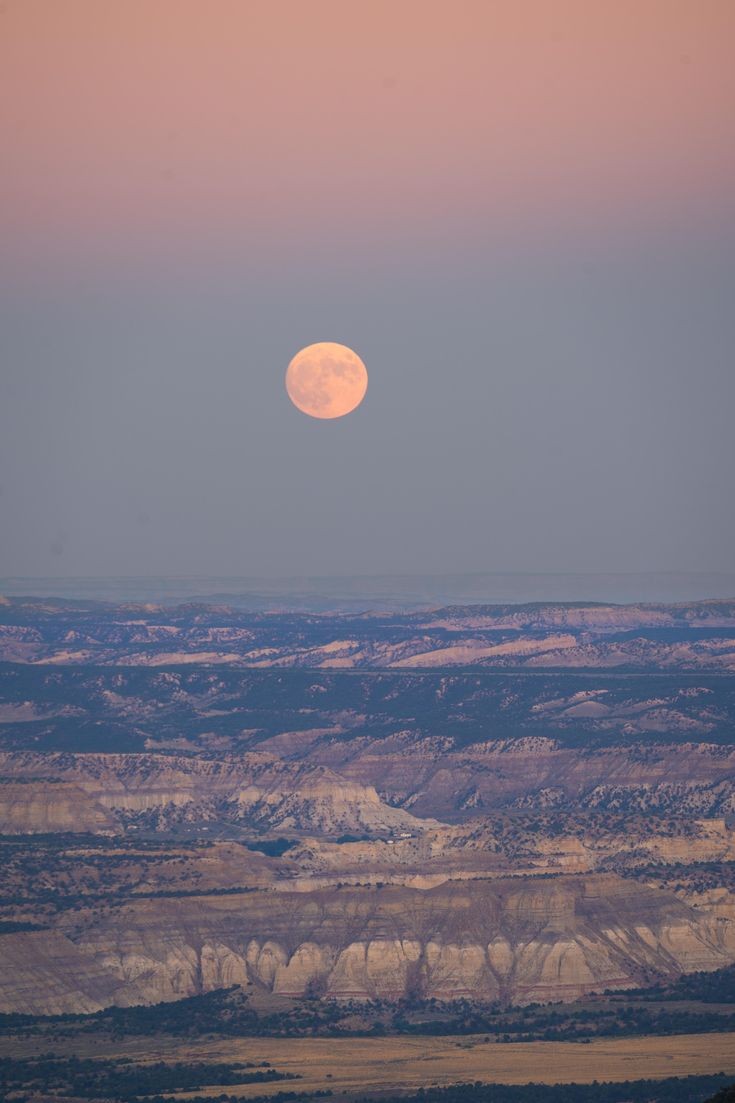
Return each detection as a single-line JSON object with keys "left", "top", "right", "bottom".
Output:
{"left": 285, "top": 342, "right": 368, "bottom": 419}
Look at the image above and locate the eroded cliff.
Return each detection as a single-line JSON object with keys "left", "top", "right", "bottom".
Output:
{"left": 2, "top": 875, "right": 733, "bottom": 1014}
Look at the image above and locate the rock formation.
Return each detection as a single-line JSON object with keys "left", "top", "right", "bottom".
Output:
{"left": 2, "top": 875, "right": 734, "bottom": 1014}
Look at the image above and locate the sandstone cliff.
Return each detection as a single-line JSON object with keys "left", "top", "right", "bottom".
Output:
{"left": 0, "top": 752, "right": 427, "bottom": 836}
{"left": 1, "top": 875, "right": 732, "bottom": 1014}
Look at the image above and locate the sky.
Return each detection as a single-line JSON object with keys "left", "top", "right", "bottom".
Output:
{"left": 1, "top": 0, "right": 734, "bottom": 580}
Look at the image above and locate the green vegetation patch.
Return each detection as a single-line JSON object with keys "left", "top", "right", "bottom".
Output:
{"left": 0, "top": 1055, "right": 297, "bottom": 1101}
{"left": 359, "top": 1080, "right": 733, "bottom": 1103}
{"left": 4, "top": 982, "right": 735, "bottom": 1044}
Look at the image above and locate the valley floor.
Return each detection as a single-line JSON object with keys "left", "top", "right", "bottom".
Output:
{"left": 3, "top": 1030, "right": 735, "bottom": 1096}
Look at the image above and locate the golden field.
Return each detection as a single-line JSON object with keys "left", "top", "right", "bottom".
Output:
{"left": 157, "top": 1032, "right": 735, "bottom": 1095}
{"left": 4, "top": 1031, "right": 730, "bottom": 1097}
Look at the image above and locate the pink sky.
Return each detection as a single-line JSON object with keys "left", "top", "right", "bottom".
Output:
{"left": 2, "top": 0, "right": 735, "bottom": 269}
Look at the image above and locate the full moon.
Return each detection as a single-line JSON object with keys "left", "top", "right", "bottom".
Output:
{"left": 285, "top": 342, "right": 368, "bottom": 419}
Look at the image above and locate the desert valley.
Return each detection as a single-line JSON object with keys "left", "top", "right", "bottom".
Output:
{"left": 1, "top": 595, "right": 735, "bottom": 1101}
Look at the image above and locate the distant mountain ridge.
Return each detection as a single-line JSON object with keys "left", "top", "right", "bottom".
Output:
{"left": 2, "top": 571, "right": 735, "bottom": 608}
{"left": 1, "top": 596, "right": 735, "bottom": 671}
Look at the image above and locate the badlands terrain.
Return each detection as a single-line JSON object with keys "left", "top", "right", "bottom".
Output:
{"left": 1, "top": 595, "right": 735, "bottom": 1100}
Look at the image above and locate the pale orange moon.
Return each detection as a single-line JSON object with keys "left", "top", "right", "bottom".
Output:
{"left": 285, "top": 342, "right": 368, "bottom": 419}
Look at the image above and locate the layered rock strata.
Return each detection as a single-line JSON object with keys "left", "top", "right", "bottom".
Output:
{"left": 1, "top": 875, "right": 733, "bottom": 1014}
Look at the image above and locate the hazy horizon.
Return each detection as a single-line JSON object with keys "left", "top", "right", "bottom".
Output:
{"left": 3, "top": 570, "right": 735, "bottom": 609}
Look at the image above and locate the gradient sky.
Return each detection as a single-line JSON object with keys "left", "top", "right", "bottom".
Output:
{"left": 1, "top": 0, "right": 734, "bottom": 578}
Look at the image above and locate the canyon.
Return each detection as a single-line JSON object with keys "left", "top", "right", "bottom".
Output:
{"left": 1, "top": 597, "right": 735, "bottom": 1016}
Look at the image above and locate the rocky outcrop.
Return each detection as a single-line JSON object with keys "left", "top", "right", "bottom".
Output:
{"left": 2, "top": 727, "right": 728, "bottom": 829}
{"left": 1, "top": 875, "right": 733, "bottom": 1013}
{"left": 2, "top": 597, "right": 735, "bottom": 670}
{"left": 307, "top": 735, "right": 735, "bottom": 821}
{"left": 2, "top": 738, "right": 735, "bottom": 833}
{"left": 3, "top": 652, "right": 735, "bottom": 763}
{"left": 285, "top": 816, "right": 735, "bottom": 883}
{"left": 0, "top": 752, "right": 428, "bottom": 836}
{"left": 0, "top": 782, "right": 117, "bottom": 834}
{"left": 0, "top": 930, "right": 125, "bottom": 1014}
